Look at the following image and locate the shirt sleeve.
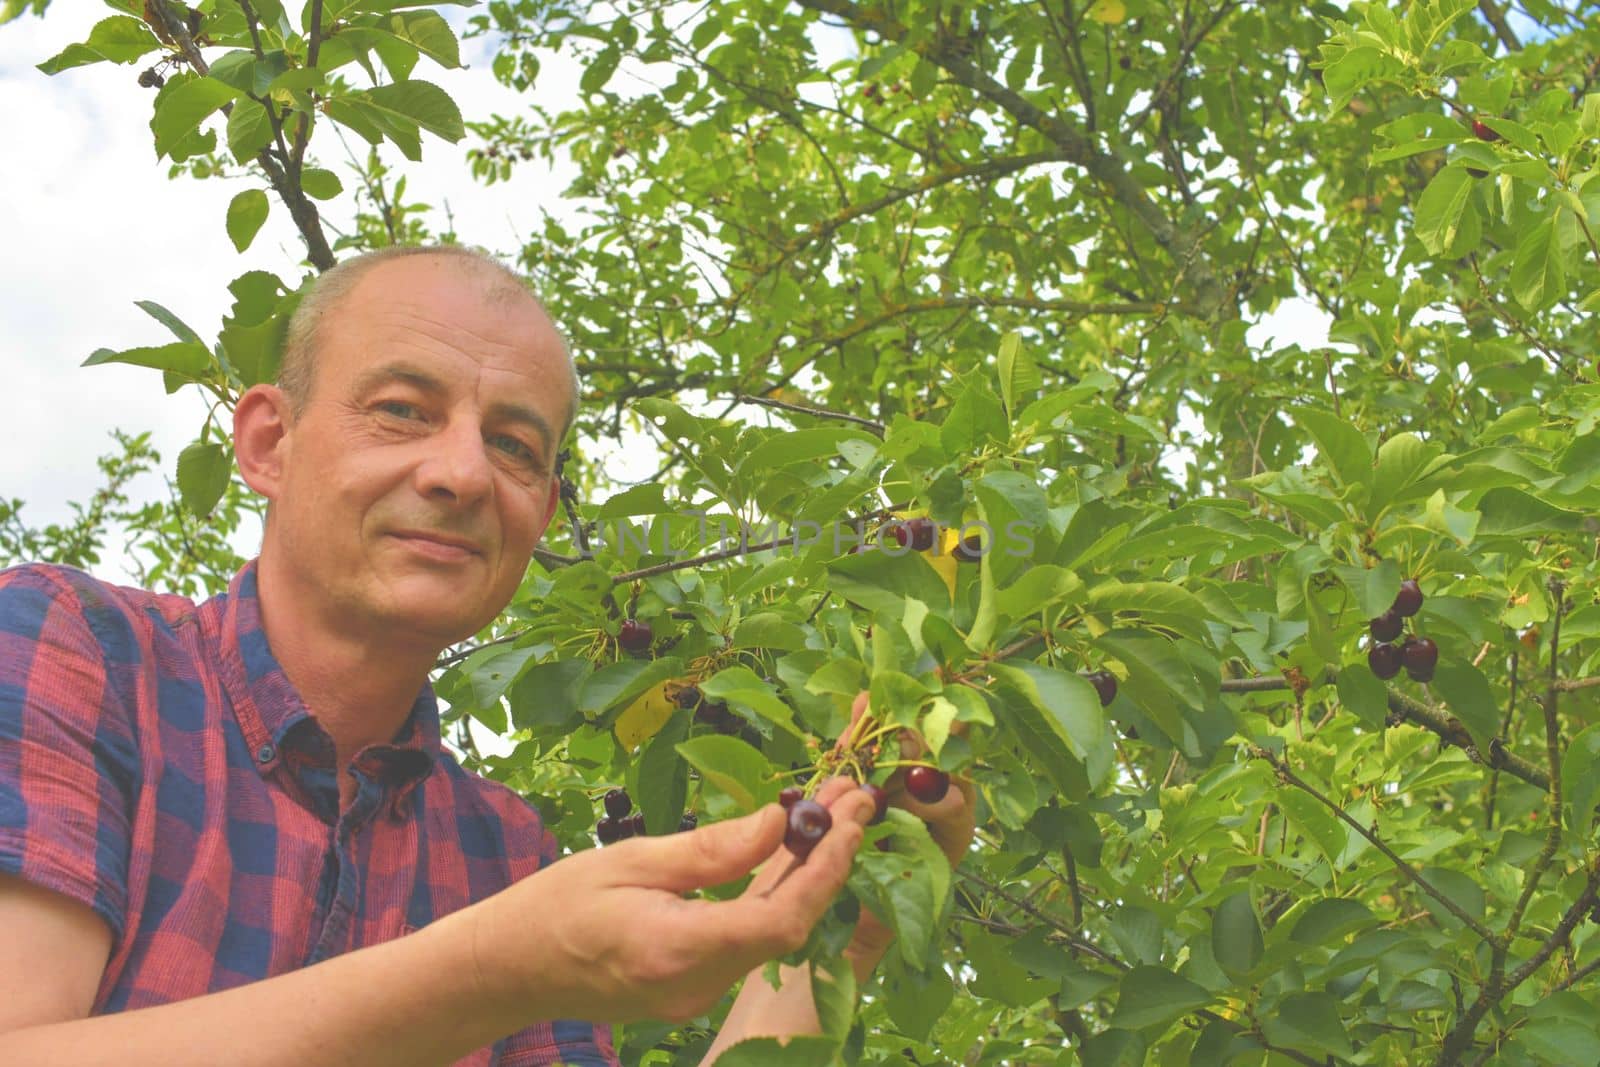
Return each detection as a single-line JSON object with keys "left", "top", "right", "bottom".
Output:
{"left": 0, "top": 564, "right": 141, "bottom": 945}
{"left": 496, "top": 1019, "right": 620, "bottom": 1066}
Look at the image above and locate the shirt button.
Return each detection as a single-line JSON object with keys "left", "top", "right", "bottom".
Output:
{"left": 256, "top": 743, "right": 276, "bottom": 764}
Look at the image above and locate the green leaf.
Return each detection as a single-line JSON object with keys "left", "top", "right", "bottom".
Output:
{"left": 1110, "top": 966, "right": 1212, "bottom": 1030}
{"left": 990, "top": 661, "right": 1106, "bottom": 761}
{"left": 700, "top": 666, "right": 801, "bottom": 737}
{"left": 847, "top": 811, "right": 948, "bottom": 971}
{"left": 713, "top": 1036, "right": 837, "bottom": 1067}
{"left": 508, "top": 659, "right": 588, "bottom": 732}
{"left": 989, "top": 661, "right": 1106, "bottom": 795}
{"left": 674, "top": 735, "right": 775, "bottom": 811}
{"left": 1086, "top": 581, "right": 1214, "bottom": 643}
{"left": 1510, "top": 219, "right": 1565, "bottom": 311}
{"left": 37, "top": 16, "right": 156, "bottom": 73}
{"left": 1263, "top": 992, "right": 1354, "bottom": 1058}
{"left": 299, "top": 167, "right": 343, "bottom": 200}
{"left": 151, "top": 77, "right": 239, "bottom": 159}
{"left": 457, "top": 643, "right": 546, "bottom": 710}
{"left": 1371, "top": 432, "right": 1442, "bottom": 512}
{"left": 392, "top": 10, "right": 461, "bottom": 69}
{"left": 83, "top": 341, "right": 212, "bottom": 377}
{"left": 995, "top": 330, "right": 1038, "bottom": 420}
{"left": 939, "top": 380, "right": 1008, "bottom": 455}
{"left": 1413, "top": 166, "right": 1474, "bottom": 256}
{"left": 324, "top": 80, "right": 464, "bottom": 161}
{"left": 578, "top": 657, "right": 683, "bottom": 719}
{"left": 1563, "top": 724, "right": 1600, "bottom": 835}
{"left": 176, "top": 440, "right": 232, "bottom": 516}
{"left": 1429, "top": 661, "right": 1499, "bottom": 752}
{"left": 637, "top": 713, "right": 690, "bottom": 836}
{"left": 1276, "top": 788, "right": 1347, "bottom": 869}
{"left": 226, "top": 189, "right": 270, "bottom": 252}
{"left": 226, "top": 99, "right": 275, "bottom": 164}
{"left": 1476, "top": 487, "right": 1584, "bottom": 537}
{"left": 134, "top": 301, "right": 203, "bottom": 347}
{"left": 827, "top": 549, "right": 951, "bottom": 615}
{"left": 1290, "top": 898, "right": 1374, "bottom": 945}
{"left": 1291, "top": 406, "right": 1371, "bottom": 488}
{"left": 739, "top": 427, "right": 877, "bottom": 473}
{"left": 1336, "top": 663, "right": 1390, "bottom": 729}
{"left": 1211, "top": 891, "right": 1263, "bottom": 979}
{"left": 1320, "top": 47, "right": 1402, "bottom": 109}
{"left": 581, "top": 46, "right": 621, "bottom": 94}
{"left": 1096, "top": 631, "right": 1203, "bottom": 746}
{"left": 882, "top": 953, "right": 954, "bottom": 1041}
{"left": 809, "top": 958, "right": 856, "bottom": 1043}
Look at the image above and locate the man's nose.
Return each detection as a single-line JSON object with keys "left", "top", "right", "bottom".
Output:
{"left": 415, "top": 419, "right": 494, "bottom": 504}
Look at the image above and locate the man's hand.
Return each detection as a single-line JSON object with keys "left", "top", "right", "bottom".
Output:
{"left": 454, "top": 794, "right": 870, "bottom": 1027}
{"left": 837, "top": 691, "right": 977, "bottom": 971}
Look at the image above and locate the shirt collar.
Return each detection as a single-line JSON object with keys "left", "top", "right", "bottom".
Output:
{"left": 209, "top": 559, "right": 442, "bottom": 784}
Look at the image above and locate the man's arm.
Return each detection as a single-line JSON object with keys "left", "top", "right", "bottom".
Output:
{"left": 0, "top": 873, "right": 523, "bottom": 1067}
{"left": 2, "top": 802, "right": 867, "bottom": 1067}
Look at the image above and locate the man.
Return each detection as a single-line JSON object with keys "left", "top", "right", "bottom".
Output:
{"left": 0, "top": 246, "right": 972, "bottom": 1064}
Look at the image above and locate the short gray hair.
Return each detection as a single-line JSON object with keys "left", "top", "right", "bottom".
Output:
{"left": 277, "top": 244, "right": 581, "bottom": 440}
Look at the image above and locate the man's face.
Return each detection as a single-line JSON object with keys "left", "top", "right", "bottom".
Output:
{"left": 266, "top": 256, "right": 568, "bottom": 650}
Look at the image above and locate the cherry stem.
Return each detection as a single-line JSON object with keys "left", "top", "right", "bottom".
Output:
{"left": 759, "top": 854, "right": 805, "bottom": 898}
{"left": 874, "top": 759, "right": 939, "bottom": 772}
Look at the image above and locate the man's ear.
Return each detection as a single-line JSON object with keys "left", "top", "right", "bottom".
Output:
{"left": 532, "top": 473, "right": 561, "bottom": 546}
{"left": 233, "top": 385, "right": 293, "bottom": 501}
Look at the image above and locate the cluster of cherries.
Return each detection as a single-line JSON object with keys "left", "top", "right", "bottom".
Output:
{"left": 595, "top": 788, "right": 696, "bottom": 844}
{"left": 675, "top": 684, "right": 743, "bottom": 735}
{"left": 780, "top": 765, "right": 951, "bottom": 860}
{"left": 1366, "top": 579, "right": 1439, "bottom": 683}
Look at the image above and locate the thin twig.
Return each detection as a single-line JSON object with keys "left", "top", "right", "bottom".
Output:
{"left": 1251, "top": 745, "right": 1496, "bottom": 943}
{"left": 736, "top": 394, "right": 885, "bottom": 435}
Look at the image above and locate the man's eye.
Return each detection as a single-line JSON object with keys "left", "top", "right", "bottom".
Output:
{"left": 489, "top": 434, "right": 536, "bottom": 462}
{"left": 378, "top": 401, "right": 422, "bottom": 420}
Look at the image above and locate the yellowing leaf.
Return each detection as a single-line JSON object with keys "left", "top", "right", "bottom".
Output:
{"left": 615, "top": 680, "right": 676, "bottom": 749}
{"left": 1087, "top": 0, "right": 1126, "bottom": 24}
{"left": 929, "top": 527, "right": 961, "bottom": 601}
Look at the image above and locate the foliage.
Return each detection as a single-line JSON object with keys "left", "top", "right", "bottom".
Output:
{"left": 9, "top": 0, "right": 1600, "bottom": 1063}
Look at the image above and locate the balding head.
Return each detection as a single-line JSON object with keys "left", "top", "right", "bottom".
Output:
{"left": 277, "top": 245, "right": 580, "bottom": 440}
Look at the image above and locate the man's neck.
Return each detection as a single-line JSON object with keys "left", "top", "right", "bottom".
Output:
{"left": 253, "top": 557, "right": 438, "bottom": 772}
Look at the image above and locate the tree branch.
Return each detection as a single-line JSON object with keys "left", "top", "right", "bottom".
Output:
{"left": 791, "top": 0, "right": 1226, "bottom": 318}
{"left": 1250, "top": 745, "right": 1497, "bottom": 944}
{"left": 735, "top": 394, "right": 885, "bottom": 435}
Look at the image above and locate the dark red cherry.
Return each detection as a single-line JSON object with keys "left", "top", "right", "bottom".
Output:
{"left": 778, "top": 786, "right": 804, "bottom": 809}
{"left": 677, "top": 811, "right": 697, "bottom": 832}
{"left": 905, "top": 765, "right": 950, "bottom": 804}
{"left": 784, "top": 799, "right": 833, "bottom": 859}
{"left": 951, "top": 534, "right": 985, "bottom": 563}
{"left": 1086, "top": 670, "right": 1117, "bottom": 707}
{"left": 890, "top": 517, "right": 939, "bottom": 551}
{"left": 626, "top": 811, "right": 647, "bottom": 837}
{"left": 596, "top": 816, "right": 624, "bottom": 844}
{"left": 674, "top": 685, "right": 701, "bottom": 709}
{"left": 1392, "top": 579, "right": 1424, "bottom": 618}
{"left": 603, "top": 788, "right": 632, "bottom": 819}
{"left": 1403, "top": 637, "right": 1439, "bottom": 682}
{"left": 618, "top": 619, "right": 653, "bottom": 653}
{"left": 1370, "top": 610, "right": 1404, "bottom": 643}
{"left": 859, "top": 782, "right": 890, "bottom": 824}
{"left": 1368, "top": 642, "right": 1403, "bottom": 680}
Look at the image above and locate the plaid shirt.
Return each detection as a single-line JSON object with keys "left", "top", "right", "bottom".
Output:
{"left": 0, "top": 561, "right": 617, "bottom": 1066}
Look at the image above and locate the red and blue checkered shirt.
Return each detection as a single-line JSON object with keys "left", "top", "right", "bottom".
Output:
{"left": 0, "top": 560, "right": 617, "bottom": 1066}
